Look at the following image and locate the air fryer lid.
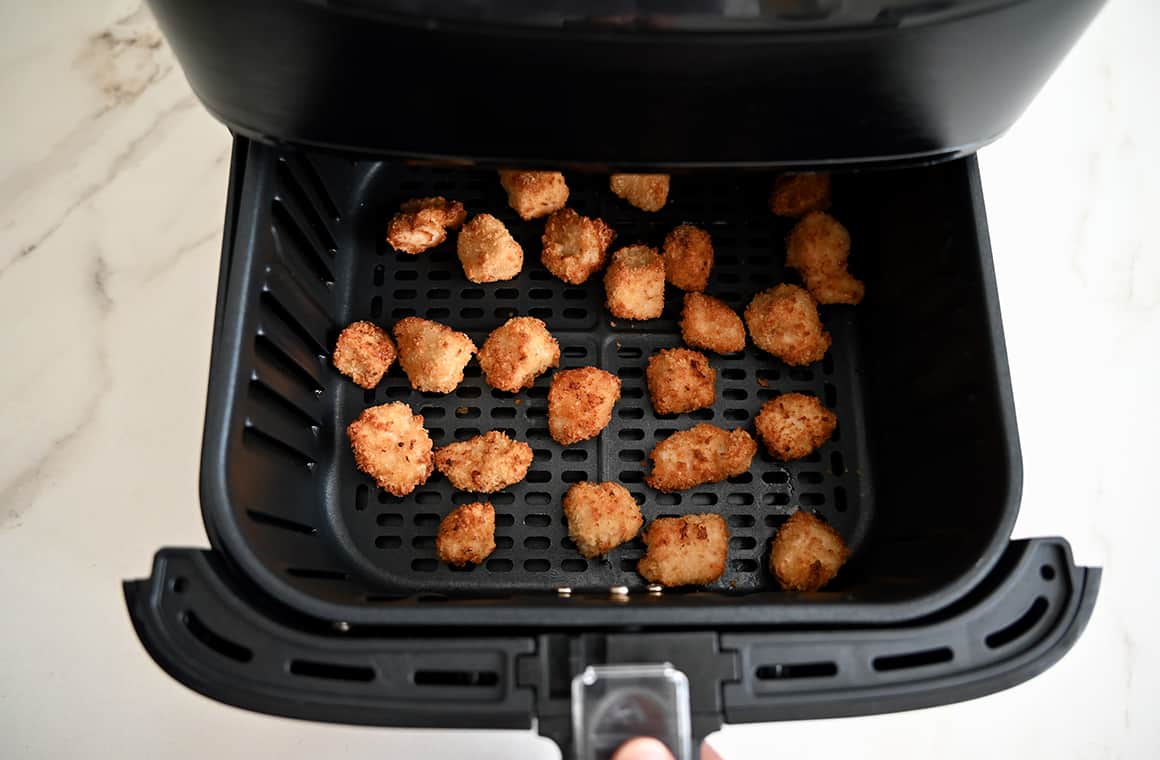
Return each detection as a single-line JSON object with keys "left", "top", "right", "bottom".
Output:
{"left": 148, "top": 0, "right": 1102, "bottom": 167}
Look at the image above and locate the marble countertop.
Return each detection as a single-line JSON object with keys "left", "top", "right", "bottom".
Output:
{"left": 1, "top": 1, "right": 1157, "bottom": 757}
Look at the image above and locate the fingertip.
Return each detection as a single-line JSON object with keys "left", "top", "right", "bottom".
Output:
{"left": 611, "top": 737, "right": 677, "bottom": 760}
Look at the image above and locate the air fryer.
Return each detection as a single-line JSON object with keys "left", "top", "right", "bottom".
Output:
{"left": 124, "top": 1, "right": 1105, "bottom": 758}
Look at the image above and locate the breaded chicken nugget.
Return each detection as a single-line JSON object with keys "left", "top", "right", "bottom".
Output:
{"left": 434, "top": 431, "right": 533, "bottom": 493}
{"left": 638, "top": 514, "right": 728, "bottom": 587}
{"left": 744, "top": 284, "right": 831, "bottom": 366}
{"left": 645, "top": 424, "right": 756, "bottom": 492}
{"left": 393, "top": 316, "right": 477, "bottom": 393}
{"left": 457, "top": 213, "right": 523, "bottom": 283}
{"left": 769, "top": 172, "right": 832, "bottom": 218}
{"left": 541, "top": 208, "right": 616, "bottom": 284}
{"left": 769, "top": 511, "right": 850, "bottom": 591}
{"left": 347, "top": 402, "right": 434, "bottom": 497}
{"left": 610, "top": 173, "right": 670, "bottom": 212}
{"left": 785, "top": 211, "right": 865, "bottom": 305}
{"left": 646, "top": 348, "right": 715, "bottom": 415}
{"left": 436, "top": 501, "right": 496, "bottom": 567}
{"left": 386, "top": 196, "right": 466, "bottom": 254}
{"left": 498, "top": 170, "right": 569, "bottom": 220}
{"left": 477, "top": 317, "right": 560, "bottom": 392}
{"left": 563, "top": 481, "right": 643, "bottom": 558}
{"left": 679, "top": 293, "right": 746, "bottom": 354}
{"left": 548, "top": 367, "right": 621, "bottom": 445}
{"left": 605, "top": 245, "right": 665, "bottom": 320}
{"left": 661, "top": 224, "right": 713, "bottom": 292}
{"left": 333, "top": 321, "right": 396, "bottom": 389}
{"left": 755, "top": 393, "right": 836, "bottom": 461}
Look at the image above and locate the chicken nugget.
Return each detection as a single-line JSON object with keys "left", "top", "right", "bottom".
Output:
{"left": 548, "top": 367, "right": 620, "bottom": 445}
{"left": 434, "top": 431, "right": 533, "bottom": 493}
{"left": 645, "top": 424, "right": 757, "bottom": 492}
{"left": 393, "top": 316, "right": 477, "bottom": 393}
{"left": 646, "top": 348, "right": 715, "bottom": 415}
{"left": 563, "top": 481, "right": 643, "bottom": 559}
{"left": 333, "top": 321, "right": 396, "bottom": 389}
{"left": 609, "top": 173, "right": 670, "bottom": 212}
{"left": 457, "top": 213, "right": 523, "bottom": 283}
{"left": 347, "top": 402, "right": 434, "bottom": 496}
{"left": 679, "top": 293, "right": 746, "bottom": 354}
{"left": 785, "top": 211, "right": 865, "bottom": 305}
{"left": 769, "top": 511, "right": 850, "bottom": 591}
{"left": 744, "top": 284, "right": 831, "bottom": 366}
{"left": 661, "top": 224, "right": 713, "bottom": 292}
{"left": 637, "top": 514, "right": 728, "bottom": 587}
{"left": 386, "top": 196, "right": 466, "bottom": 254}
{"left": 477, "top": 317, "right": 560, "bottom": 392}
{"left": 498, "top": 170, "right": 569, "bottom": 220}
{"left": 769, "top": 172, "right": 832, "bottom": 218}
{"left": 605, "top": 245, "right": 665, "bottom": 320}
{"left": 755, "top": 393, "right": 836, "bottom": 461}
{"left": 541, "top": 208, "right": 616, "bottom": 284}
{"left": 436, "top": 501, "right": 496, "bottom": 567}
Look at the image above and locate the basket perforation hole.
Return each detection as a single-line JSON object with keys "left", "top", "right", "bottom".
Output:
{"left": 524, "top": 559, "right": 550, "bottom": 572}
{"left": 834, "top": 486, "right": 848, "bottom": 512}
{"left": 461, "top": 288, "right": 484, "bottom": 300}
{"left": 460, "top": 308, "right": 484, "bottom": 318}
{"left": 723, "top": 389, "right": 748, "bottom": 400}
{"left": 377, "top": 513, "right": 404, "bottom": 526}
{"left": 563, "top": 288, "right": 586, "bottom": 300}
{"left": 618, "top": 408, "right": 645, "bottom": 420}
{"left": 727, "top": 472, "right": 752, "bottom": 484}
{"left": 525, "top": 514, "right": 551, "bottom": 527}
{"left": 619, "top": 471, "right": 644, "bottom": 483}
{"left": 395, "top": 270, "right": 418, "bottom": 281}
{"left": 561, "top": 449, "right": 588, "bottom": 462}
{"left": 524, "top": 536, "right": 550, "bottom": 550}
{"left": 391, "top": 307, "right": 416, "bottom": 318}
{"left": 412, "top": 536, "right": 435, "bottom": 549}
{"left": 454, "top": 427, "right": 481, "bottom": 440}
{"left": 420, "top": 406, "right": 446, "bottom": 419}
{"left": 762, "top": 471, "right": 789, "bottom": 485}
{"left": 620, "top": 559, "right": 638, "bottom": 572}
{"left": 562, "top": 470, "right": 586, "bottom": 483}
{"left": 619, "top": 449, "right": 646, "bottom": 463}
{"left": 411, "top": 559, "right": 438, "bottom": 572}
{"left": 618, "top": 367, "right": 643, "bottom": 379}
{"left": 730, "top": 536, "right": 757, "bottom": 550}
{"left": 492, "top": 407, "right": 516, "bottom": 419}
{"left": 831, "top": 451, "right": 846, "bottom": 476}
{"left": 394, "top": 289, "right": 417, "bottom": 299}
{"left": 355, "top": 484, "right": 369, "bottom": 511}
{"left": 691, "top": 493, "right": 718, "bottom": 506}
{"left": 724, "top": 409, "right": 749, "bottom": 421}
{"left": 798, "top": 471, "right": 824, "bottom": 485}
{"left": 618, "top": 429, "right": 645, "bottom": 440}
{"left": 370, "top": 296, "right": 383, "bottom": 317}
{"left": 495, "top": 513, "right": 515, "bottom": 527}
{"left": 731, "top": 559, "right": 758, "bottom": 572}
{"left": 1040, "top": 565, "right": 1056, "bottom": 581}
{"left": 722, "top": 369, "right": 746, "bottom": 380}
{"left": 363, "top": 389, "right": 376, "bottom": 404}
{"left": 426, "top": 307, "right": 451, "bottom": 319}
{"left": 562, "top": 559, "right": 588, "bottom": 572}
{"left": 486, "top": 558, "right": 513, "bottom": 572}
{"left": 496, "top": 288, "right": 518, "bottom": 299}
{"left": 727, "top": 493, "right": 754, "bottom": 506}
{"left": 495, "top": 536, "right": 514, "bottom": 549}
{"left": 729, "top": 514, "right": 756, "bottom": 528}
{"left": 621, "top": 387, "right": 644, "bottom": 399}
{"left": 762, "top": 492, "right": 790, "bottom": 506}
{"left": 656, "top": 493, "right": 681, "bottom": 505}
{"left": 414, "top": 513, "right": 440, "bottom": 527}
{"left": 789, "top": 368, "right": 813, "bottom": 382}
{"left": 824, "top": 383, "right": 838, "bottom": 408}
{"left": 427, "top": 288, "right": 450, "bottom": 299}
{"left": 375, "top": 536, "right": 402, "bottom": 549}
{"left": 690, "top": 409, "right": 714, "bottom": 420}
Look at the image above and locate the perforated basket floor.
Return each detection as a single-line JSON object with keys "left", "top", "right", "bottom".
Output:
{"left": 213, "top": 143, "right": 872, "bottom": 598}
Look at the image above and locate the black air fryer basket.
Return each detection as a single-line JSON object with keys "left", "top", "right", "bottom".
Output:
{"left": 126, "top": 1, "right": 1104, "bottom": 756}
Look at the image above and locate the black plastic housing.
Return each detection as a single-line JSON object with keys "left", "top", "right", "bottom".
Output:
{"left": 146, "top": 0, "right": 1104, "bottom": 168}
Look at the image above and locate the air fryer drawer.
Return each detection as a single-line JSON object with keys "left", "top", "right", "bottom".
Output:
{"left": 197, "top": 138, "right": 1021, "bottom": 627}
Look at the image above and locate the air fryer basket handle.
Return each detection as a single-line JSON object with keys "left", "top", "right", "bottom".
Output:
{"left": 125, "top": 539, "right": 1098, "bottom": 757}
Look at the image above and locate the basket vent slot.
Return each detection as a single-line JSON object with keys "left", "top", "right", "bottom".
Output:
{"left": 985, "top": 596, "right": 1050, "bottom": 649}
{"left": 181, "top": 612, "right": 252, "bottom": 663}
{"left": 872, "top": 647, "right": 953, "bottom": 672}
{"left": 413, "top": 670, "right": 499, "bottom": 688}
{"left": 246, "top": 509, "right": 317, "bottom": 535}
{"left": 755, "top": 661, "right": 838, "bottom": 680}
{"left": 289, "top": 659, "right": 374, "bottom": 682}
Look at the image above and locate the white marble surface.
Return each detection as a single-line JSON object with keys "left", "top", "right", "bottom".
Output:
{"left": 1, "top": 1, "right": 1157, "bottom": 757}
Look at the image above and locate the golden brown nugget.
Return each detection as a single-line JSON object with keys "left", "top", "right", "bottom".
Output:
{"left": 769, "top": 172, "right": 832, "bottom": 218}
{"left": 392, "top": 316, "right": 477, "bottom": 393}
{"left": 456, "top": 213, "right": 523, "bottom": 283}
{"left": 386, "top": 196, "right": 466, "bottom": 254}
{"left": 679, "top": 293, "right": 746, "bottom": 354}
{"left": 755, "top": 393, "right": 836, "bottom": 461}
{"left": 645, "top": 424, "right": 757, "bottom": 492}
{"left": 333, "top": 321, "right": 396, "bottom": 390}
{"left": 609, "top": 173, "right": 670, "bottom": 212}
{"left": 477, "top": 317, "right": 560, "bottom": 392}
{"left": 605, "top": 245, "right": 665, "bottom": 320}
{"left": 769, "top": 511, "right": 850, "bottom": 591}
{"left": 785, "top": 211, "right": 865, "bottom": 305}
{"left": 548, "top": 367, "right": 621, "bottom": 445}
{"left": 541, "top": 208, "right": 616, "bottom": 284}
{"left": 498, "top": 170, "right": 569, "bottom": 220}
{"left": 434, "top": 431, "right": 534, "bottom": 493}
{"left": 563, "top": 481, "right": 643, "bottom": 558}
{"left": 744, "top": 284, "right": 831, "bottom": 366}
{"left": 638, "top": 514, "right": 729, "bottom": 587}
{"left": 436, "top": 501, "right": 496, "bottom": 567}
{"left": 646, "top": 348, "right": 715, "bottom": 415}
{"left": 346, "top": 402, "right": 434, "bottom": 497}
{"left": 661, "top": 224, "right": 713, "bottom": 292}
